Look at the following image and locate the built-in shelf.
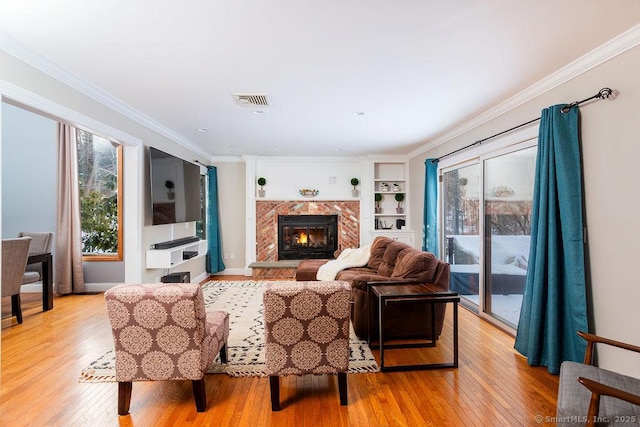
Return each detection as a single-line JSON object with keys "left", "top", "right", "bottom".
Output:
{"left": 146, "top": 240, "right": 207, "bottom": 269}
{"left": 373, "top": 161, "right": 408, "bottom": 232}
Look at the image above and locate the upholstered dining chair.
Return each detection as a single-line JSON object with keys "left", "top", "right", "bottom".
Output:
{"left": 104, "top": 283, "right": 229, "bottom": 415}
{"left": 264, "top": 280, "right": 351, "bottom": 411}
{"left": 18, "top": 231, "right": 54, "bottom": 283}
{"left": 2, "top": 237, "right": 32, "bottom": 324}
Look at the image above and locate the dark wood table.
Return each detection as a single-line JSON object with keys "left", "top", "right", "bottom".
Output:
{"left": 368, "top": 283, "right": 459, "bottom": 372}
{"left": 27, "top": 252, "right": 53, "bottom": 311}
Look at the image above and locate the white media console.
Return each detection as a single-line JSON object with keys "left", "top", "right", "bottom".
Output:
{"left": 146, "top": 239, "right": 207, "bottom": 269}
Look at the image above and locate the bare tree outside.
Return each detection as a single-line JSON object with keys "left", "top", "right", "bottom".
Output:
{"left": 76, "top": 128, "right": 119, "bottom": 254}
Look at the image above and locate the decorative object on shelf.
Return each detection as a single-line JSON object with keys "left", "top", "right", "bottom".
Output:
{"left": 391, "top": 182, "right": 401, "bottom": 192}
{"left": 380, "top": 182, "right": 389, "bottom": 192}
{"left": 395, "top": 193, "right": 405, "bottom": 214}
{"left": 377, "top": 219, "right": 392, "bottom": 229}
{"left": 299, "top": 189, "right": 319, "bottom": 198}
{"left": 350, "top": 177, "right": 360, "bottom": 197}
{"left": 257, "top": 177, "right": 266, "bottom": 197}
{"left": 375, "top": 193, "right": 383, "bottom": 214}
{"left": 165, "top": 180, "right": 175, "bottom": 200}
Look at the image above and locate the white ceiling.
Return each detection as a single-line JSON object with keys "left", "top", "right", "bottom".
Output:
{"left": 0, "top": 1, "right": 639, "bottom": 158}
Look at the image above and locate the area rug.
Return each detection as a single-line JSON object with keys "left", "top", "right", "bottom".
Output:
{"left": 80, "top": 280, "right": 379, "bottom": 382}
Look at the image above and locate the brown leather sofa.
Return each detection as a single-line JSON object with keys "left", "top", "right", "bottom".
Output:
{"left": 295, "top": 236, "right": 450, "bottom": 340}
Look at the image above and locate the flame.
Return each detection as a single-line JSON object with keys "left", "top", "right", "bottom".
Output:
{"left": 298, "top": 232, "right": 308, "bottom": 244}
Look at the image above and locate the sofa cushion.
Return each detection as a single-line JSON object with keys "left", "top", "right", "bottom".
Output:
{"left": 377, "top": 240, "right": 411, "bottom": 277}
{"left": 366, "top": 236, "right": 394, "bottom": 270}
{"left": 392, "top": 249, "right": 440, "bottom": 282}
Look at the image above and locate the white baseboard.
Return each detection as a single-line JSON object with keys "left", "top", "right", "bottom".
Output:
{"left": 211, "top": 268, "right": 248, "bottom": 276}
{"left": 18, "top": 271, "right": 250, "bottom": 295}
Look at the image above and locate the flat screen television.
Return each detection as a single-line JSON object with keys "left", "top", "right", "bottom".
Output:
{"left": 148, "top": 147, "right": 203, "bottom": 225}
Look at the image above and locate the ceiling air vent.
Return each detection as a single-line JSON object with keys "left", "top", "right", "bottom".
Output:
{"left": 232, "top": 93, "right": 270, "bottom": 107}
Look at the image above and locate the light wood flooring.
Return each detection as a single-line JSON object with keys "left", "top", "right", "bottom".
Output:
{"left": 1, "top": 277, "right": 559, "bottom": 426}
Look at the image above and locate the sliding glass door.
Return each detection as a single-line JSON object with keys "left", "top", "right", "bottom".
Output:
{"left": 483, "top": 146, "right": 536, "bottom": 327}
{"left": 443, "top": 163, "right": 481, "bottom": 310}
{"left": 441, "top": 142, "right": 536, "bottom": 331}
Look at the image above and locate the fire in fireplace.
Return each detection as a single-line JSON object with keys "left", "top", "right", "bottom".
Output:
{"left": 278, "top": 215, "right": 338, "bottom": 260}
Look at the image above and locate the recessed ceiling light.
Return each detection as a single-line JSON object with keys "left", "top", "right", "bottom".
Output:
{"left": 252, "top": 110, "right": 266, "bottom": 115}
{"left": 196, "top": 128, "right": 208, "bottom": 132}
{"left": 335, "top": 148, "right": 344, "bottom": 152}
{"left": 352, "top": 111, "right": 365, "bottom": 116}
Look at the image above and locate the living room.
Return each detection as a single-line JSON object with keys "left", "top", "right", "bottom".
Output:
{"left": 2, "top": 2, "right": 640, "bottom": 425}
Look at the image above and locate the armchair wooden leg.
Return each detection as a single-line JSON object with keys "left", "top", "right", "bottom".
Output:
{"left": 192, "top": 379, "right": 207, "bottom": 412}
{"left": 338, "top": 373, "right": 348, "bottom": 405}
{"left": 118, "top": 382, "right": 132, "bottom": 415}
{"left": 269, "top": 376, "right": 281, "bottom": 411}
{"left": 219, "top": 344, "right": 228, "bottom": 364}
{"left": 11, "top": 295, "right": 23, "bottom": 324}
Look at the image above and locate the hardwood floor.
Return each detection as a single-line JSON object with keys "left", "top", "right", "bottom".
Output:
{"left": 1, "top": 278, "right": 559, "bottom": 426}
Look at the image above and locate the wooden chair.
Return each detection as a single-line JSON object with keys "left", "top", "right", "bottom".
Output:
{"left": 104, "top": 283, "right": 229, "bottom": 414}
{"left": 556, "top": 331, "right": 640, "bottom": 426}
{"left": 1, "top": 237, "right": 32, "bottom": 324}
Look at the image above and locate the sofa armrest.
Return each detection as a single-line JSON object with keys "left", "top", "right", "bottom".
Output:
{"left": 432, "top": 261, "right": 451, "bottom": 291}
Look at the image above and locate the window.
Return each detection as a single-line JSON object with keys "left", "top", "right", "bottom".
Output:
{"left": 76, "top": 128, "right": 123, "bottom": 260}
{"left": 440, "top": 139, "right": 536, "bottom": 332}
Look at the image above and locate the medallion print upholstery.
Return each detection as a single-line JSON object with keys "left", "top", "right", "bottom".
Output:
{"left": 264, "top": 281, "right": 351, "bottom": 375}
{"left": 105, "top": 283, "right": 229, "bottom": 382}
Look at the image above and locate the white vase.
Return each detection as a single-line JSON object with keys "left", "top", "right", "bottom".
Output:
{"left": 258, "top": 189, "right": 265, "bottom": 197}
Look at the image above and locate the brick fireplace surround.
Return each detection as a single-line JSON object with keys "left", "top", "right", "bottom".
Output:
{"left": 254, "top": 201, "right": 360, "bottom": 278}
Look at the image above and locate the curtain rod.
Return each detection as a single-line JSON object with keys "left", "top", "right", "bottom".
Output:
{"left": 432, "top": 87, "right": 614, "bottom": 163}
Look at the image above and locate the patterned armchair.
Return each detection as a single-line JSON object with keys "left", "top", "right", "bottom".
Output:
{"left": 264, "top": 280, "right": 351, "bottom": 411}
{"left": 104, "top": 283, "right": 229, "bottom": 414}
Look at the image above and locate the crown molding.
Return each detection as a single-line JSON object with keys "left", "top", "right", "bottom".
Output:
{"left": 0, "top": 31, "right": 212, "bottom": 159}
{"left": 409, "top": 23, "right": 640, "bottom": 159}
{"left": 0, "top": 78, "right": 143, "bottom": 147}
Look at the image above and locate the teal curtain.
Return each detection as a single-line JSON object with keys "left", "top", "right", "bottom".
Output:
{"left": 423, "top": 158, "right": 439, "bottom": 256}
{"left": 514, "top": 105, "right": 588, "bottom": 374}
{"left": 206, "top": 166, "right": 225, "bottom": 273}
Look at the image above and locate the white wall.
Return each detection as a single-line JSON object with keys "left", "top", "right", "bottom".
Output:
{"left": 214, "top": 161, "right": 246, "bottom": 271}
{"left": 1, "top": 102, "right": 57, "bottom": 238}
{"left": 410, "top": 45, "right": 640, "bottom": 378}
{"left": 255, "top": 156, "right": 364, "bottom": 200}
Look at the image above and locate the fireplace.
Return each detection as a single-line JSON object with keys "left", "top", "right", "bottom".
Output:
{"left": 278, "top": 215, "right": 338, "bottom": 260}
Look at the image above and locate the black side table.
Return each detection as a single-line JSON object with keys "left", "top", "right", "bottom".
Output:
{"left": 368, "top": 283, "right": 460, "bottom": 372}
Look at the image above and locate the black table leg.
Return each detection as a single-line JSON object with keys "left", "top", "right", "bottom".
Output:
{"left": 42, "top": 253, "right": 53, "bottom": 311}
